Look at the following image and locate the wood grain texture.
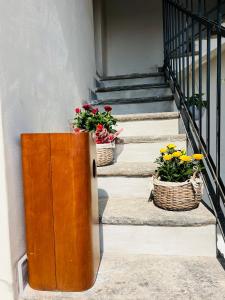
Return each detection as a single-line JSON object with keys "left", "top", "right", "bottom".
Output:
{"left": 22, "top": 133, "right": 100, "bottom": 292}
{"left": 21, "top": 134, "right": 56, "bottom": 291}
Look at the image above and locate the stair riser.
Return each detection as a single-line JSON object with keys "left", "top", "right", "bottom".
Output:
{"left": 115, "top": 141, "right": 186, "bottom": 163}
{"left": 97, "top": 101, "right": 174, "bottom": 115}
{"left": 98, "top": 176, "right": 152, "bottom": 200}
{"left": 102, "top": 225, "right": 216, "bottom": 257}
{"left": 118, "top": 118, "right": 179, "bottom": 136}
{"left": 101, "top": 77, "right": 166, "bottom": 87}
{"left": 96, "top": 88, "right": 172, "bottom": 100}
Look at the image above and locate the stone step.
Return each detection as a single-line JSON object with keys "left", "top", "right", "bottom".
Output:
{"left": 115, "top": 111, "right": 179, "bottom": 121}
{"left": 96, "top": 82, "right": 169, "bottom": 93}
{"left": 99, "top": 75, "right": 166, "bottom": 88}
{"left": 116, "top": 112, "right": 180, "bottom": 136}
{"left": 98, "top": 175, "right": 151, "bottom": 200}
{"left": 94, "top": 98, "right": 175, "bottom": 114}
{"left": 99, "top": 197, "right": 215, "bottom": 227}
{"left": 95, "top": 87, "right": 173, "bottom": 101}
{"left": 115, "top": 135, "right": 186, "bottom": 162}
{"left": 100, "top": 71, "right": 164, "bottom": 81}
{"left": 97, "top": 161, "right": 155, "bottom": 177}
{"left": 99, "top": 198, "right": 216, "bottom": 257}
{"left": 97, "top": 162, "right": 155, "bottom": 199}
{"left": 22, "top": 254, "right": 225, "bottom": 299}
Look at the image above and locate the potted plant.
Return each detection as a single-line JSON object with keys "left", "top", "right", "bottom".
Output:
{"left": 153, "top": 144, "right": 204, "bottom": 211}
{"left": 72, "top": 104, "right": 122, "bottom": 167}
{"left": 186, "top": 93, "right": 207, "bottom": 120}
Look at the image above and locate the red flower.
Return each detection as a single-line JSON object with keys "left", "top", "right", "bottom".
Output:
{"left": 92, "top": 108, "right": 99, "bottom": 114}
{"left": 104, "top": 105, "right": 112, "bottom": 112}
{"left": 96, "top": 124, "right": 103, "bottom": 131}
{"left": 74, "top": 128, "right": 81, "bottom": 133}
{"left": 74, "top": 107, "right": 81, "bottom": 113}
{"left": 82, "top": 103, "right": 92, "bottom": 110}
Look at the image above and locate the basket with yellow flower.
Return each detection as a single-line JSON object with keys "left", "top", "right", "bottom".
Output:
{"left": 153, "top": 143, "right": 204, "bottom": 211}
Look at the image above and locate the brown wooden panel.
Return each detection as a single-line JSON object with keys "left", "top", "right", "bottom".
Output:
{"left": 50, "top": 133, "right": 100, "bottom": 291}
{"left": 21, "top": 134, "right": 56, "bottom": 290}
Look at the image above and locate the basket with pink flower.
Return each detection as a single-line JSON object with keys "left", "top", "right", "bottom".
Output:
{"left": 153, "top": 143, "right": 204, "bottom": 211}
{"left": 72, "top": 104, "right": 122, "bottom": 167}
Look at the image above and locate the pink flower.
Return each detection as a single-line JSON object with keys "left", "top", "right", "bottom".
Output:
{"left": 82, "top": 103, "right": 92, "bottom": 110}
{"left": 104, "top": 105, "right": 112, "bottom": 112}
{"left": 96, "top": 124, "right": 103, "bottom": 131}
{"left": 92, "top": 108, "right": 99, "bottom": 114}
{"left": 74, "top": 107, "right": 81, "bottom": 113}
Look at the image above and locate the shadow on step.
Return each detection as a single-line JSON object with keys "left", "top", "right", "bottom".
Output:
{"left": 98, "top": 188, "right": 109, "bottom": 259}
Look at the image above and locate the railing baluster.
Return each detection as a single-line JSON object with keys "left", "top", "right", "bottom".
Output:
{"left": 175, "top": 5, "right": 178, "bottom": 81}
{"left": 198, "top": 0, "right": 203, "bottom": 138}
{"left": 206, "top": 24, "right": 211, "bottom": 152}
{"left": 178, "top": 4, "right": 182, "bottom": 87}
{"left": 182, "top": 8, "right": 185, "bottom": 98}
{"left": 191, "top": 0, "right": 195, "bottom": 119}
{"left": 216, "top": 0, "right": 222, "bottom": 204}
{"left": 186, "top": 0, "right": 190, "bottom": 103}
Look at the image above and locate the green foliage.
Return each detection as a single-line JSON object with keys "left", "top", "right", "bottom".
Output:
{"left": 187, "top": 93, "right": 207, "bottom": 109}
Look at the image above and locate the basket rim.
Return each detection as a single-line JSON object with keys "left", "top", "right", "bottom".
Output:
{"left": 153, "top": 175, "right": 203, "bottom": 187}
{"left": 96, "top": 142, "right": 115, "bottom": 149}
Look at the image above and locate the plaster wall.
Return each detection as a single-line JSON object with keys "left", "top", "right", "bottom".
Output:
{"left": 104, "top": 0, "right": 164, "bottom": 76}
{"left": 0, "top": 0, "right": 96, "bottom": 298}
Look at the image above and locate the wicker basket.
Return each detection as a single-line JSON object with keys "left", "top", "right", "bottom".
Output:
{"left": 96, "top": 142, "right": 115, "bottom": 167}
{"left": 153, "top": 176, "right": 203, "bottom": 211}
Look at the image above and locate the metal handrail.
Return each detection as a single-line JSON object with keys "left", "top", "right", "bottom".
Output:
{"left": 163, "top": 0, "right": 225, "bottom": 242}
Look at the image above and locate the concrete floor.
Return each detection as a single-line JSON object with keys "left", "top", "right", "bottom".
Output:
{"left": 22, "top": 253, "right": 225, "bottom": 300}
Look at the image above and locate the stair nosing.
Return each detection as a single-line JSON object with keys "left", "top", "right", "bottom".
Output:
{"left": 92, "top": 95, "right": 174, "bottom": 106}
{"left": 97, "top": 162, "right": 156, "bottom": 177}
{"left": 115, "top": 112, "right": 180, "bottom": 122}
{"left": 116, "top": 134, "right": 186, "bottom": 144}
{"left": 96, "top": 83, "right": 169, "bottom": 93}
{"left": 100, "top": 72, "right": 164, "bottom": 81}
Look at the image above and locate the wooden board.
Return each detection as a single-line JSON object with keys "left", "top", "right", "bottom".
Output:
{"left": 21, "top": 133, "right": 100, "bottom": 291}
{"left": 21, "top": 134, "right": 56, "bottom": 290}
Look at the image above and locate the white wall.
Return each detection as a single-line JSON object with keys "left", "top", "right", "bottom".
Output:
{"left": 0, "top": 0, "right": 96, "bottom": 298}
{"left": 93, "top": 0, "right": 107, "bottom": 77}
{"left": 104, "top": 0, "right": 164, "bottom": 76}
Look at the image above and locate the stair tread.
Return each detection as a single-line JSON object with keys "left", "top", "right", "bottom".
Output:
{"left": 100, "top": 72, "right": 164, "bottom": 81}
{"left": 97, "top": 161, "right": 155, "bottom": 177}
{"left": 116, "top": 134, "right": 186, "bottom": 144}
{"left": 99, "top": 197, "right": 216, "bottom": 227}
{"left": 96, "top": 83, "right": 169, "bottom": 92}
{"left": 23, "top": 254, "right": 225, "bottom": 299}
{"left": 92, "top": 95, "right": 174, "bottom": 106}
{"left": 115, "top": 111, "right": 179, "bottom": 121}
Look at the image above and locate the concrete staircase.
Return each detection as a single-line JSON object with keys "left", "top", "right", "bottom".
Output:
{"left": 22, "top": 72, "right": 225, "bottom": 300}
{"left": 92, "top": 72, "right": 175, "bottom": 114}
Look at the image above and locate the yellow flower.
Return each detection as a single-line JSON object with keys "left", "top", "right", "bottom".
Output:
{"left": 193, "top": 153, "right": 204, "bottom": 160}
{"left": 160, "top": 148, "right": 167, "bottom": 153}
{"left": 163, "top": 154, "right": 172, "bottom": 161}
{"left": 179, "top": 155, "right": 192, "bottom": 162}
{"left": 167, "top": 143, "right": 176, "bottom": 149}
{"left": 172, "top": 151, "right": 182, "bottom": 157}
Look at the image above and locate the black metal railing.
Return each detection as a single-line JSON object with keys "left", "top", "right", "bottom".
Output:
{"left": 163, "top": 0, "right": 225, "bottom": 243}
